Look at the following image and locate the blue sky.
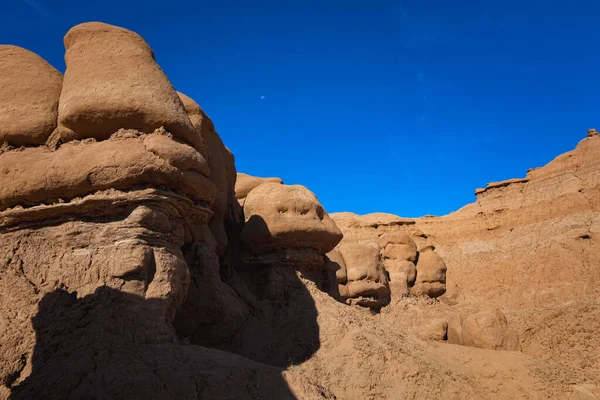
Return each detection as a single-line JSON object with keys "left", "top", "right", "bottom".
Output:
{"left": 2, "top": 0, "right": 599, "bottom": 217}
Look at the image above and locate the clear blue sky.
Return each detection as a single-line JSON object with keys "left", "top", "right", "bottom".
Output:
{"left": 2, "top": 0, "right": 599, "bottom": 217}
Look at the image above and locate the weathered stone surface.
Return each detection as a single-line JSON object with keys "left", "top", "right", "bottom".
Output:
{"left": 235, "top": 172, "right": 283, "bottom": 200}
{"left": 337, "top": 242, "right": 390, "bottom": 307}
{"left": 0, "top": 130, "right": 215, "bottom": 213}
{"left": 417, "top": 319, "right": 448, "bottom": 341}
{"left": 385, "top": 259, "right": 417, "bottom": 295}
{"left": 55, "top": 22, "right": 199, "bottom": 149}
{"left": 326, "top": 249, "right": 347, "bottom": 284}
{"left": 178, "top": 92, "right": 240, "bottom": 256}
{"left": 0, "top": 45, "right": 62, "bottom": 146}
{"left": 410, "top": 246, "right": 447, "bottom": 298}
{"left": 448, "top": 310, "right": 520, "bottom": 351}
{"left": 240, "top": 183, "right": 342, "bottom": 254}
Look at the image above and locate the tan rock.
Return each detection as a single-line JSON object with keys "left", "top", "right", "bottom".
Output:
{"left": 339, "top": 242, "right": 381, "bottom": 282}
{"left": 178, "top": 92, "right": 238, "bottom": 256}
{"left": 326, "top": 249, "right": 347, "bottom": 283}
{"left": 235, "top": 172, "right": 283, "bottom": 199}
{"left": 240, "top": 183, "right": 342, "bottom": 254}
{"left": 0, "top": 130, "right": 216, "bottom": 213}
{"left": 385, "top": 259, "right": 416, "bottom": 295}
{"left": 56, "top": 23, "right": 198, "bottom": 149}
{"left": 0, "top": 46, "right": 62, "bottom": 146}
{"left": 451, "top": 309, "right": 521, "bottom": 351}
{"left": 411, "top": 246, "right": 447, "bottom": 298}
{"left": 417, "top": 319, "right": 448, "bottom": 341}
{"left": 338, "top": 241, "right": 390, "bottom": 307}
{"left": 378, "top": 232, "right": 417, "bottom": 262}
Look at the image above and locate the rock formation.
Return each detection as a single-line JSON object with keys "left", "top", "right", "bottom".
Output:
{"left": 1, "top": 20, "right": 599, "bottom": 400}
{"left": 235, "top": 172, "right": 283, "bottom": 206}
{"left": 329, "top": 215, "right": 447, "bottom": 306}
{"left": 0, "top": 45, "right": 62, "bottom": 146}
{"left": 448, "top": 309, "right": 520, "bottom": 351}
{"left": 0, "top": 22, "right": 333, "bottom": 399}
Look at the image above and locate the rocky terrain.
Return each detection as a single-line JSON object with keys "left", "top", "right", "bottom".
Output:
{"left": 0, "top": 22, "right": 598, "bottom": 399}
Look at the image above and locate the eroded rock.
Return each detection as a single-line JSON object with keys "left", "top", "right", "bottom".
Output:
{"left": 55, "top": 22, "right": 198, "bottom": 149}
{"left": 0, "top": 46, "right": 62, "bottom": 146}
{"left": 240, "top": 183, "right": 342, "bottom": 255}
{"left": 448, "top": 309, "right": 520, "bottom": 351}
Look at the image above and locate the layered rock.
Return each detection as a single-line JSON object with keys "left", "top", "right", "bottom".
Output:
{"left": 0, "top": 46, "right": 62, "bottom": 146}
{"left": 0, "top": 22, "right": 332, "bottom": 398}
{"left": 329, "top": 214, "right": 447, "bottom": 305}
{"left": 240, "top": 183, "right": 342, "bottom": 268}
{"left": 54, "top": 22, "right": 200, "bottom": 151}
{"left": 178, "top": 92, "right": 240, "bottom": 256}
{"left": 410, "top": 246, "right": 447, "bottom": 298}
{"left": 336, "top": 242, "right": 390, "bottom": 307}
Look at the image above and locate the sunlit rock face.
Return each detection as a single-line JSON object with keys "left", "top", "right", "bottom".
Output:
{"left": 0, "top": 45, "right": 62, "bottom": 146}
{"left": 239, "top": 182, "right": 342, "bottom": 268}
{"left": 0, "top": 22, "right": 341, "bottom": 397}
{"left": 0, "top": 23, "right": 220, "bottom": 390}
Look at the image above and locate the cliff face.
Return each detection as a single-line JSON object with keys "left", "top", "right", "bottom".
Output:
{"left": 328, "top": 135, "right": 600, "bottom": 382}
{"left": 414, "top": 135, "right": 600, "bottom": 373}
{"left": 423, "top": 135, "right": 600, "bottom": 307}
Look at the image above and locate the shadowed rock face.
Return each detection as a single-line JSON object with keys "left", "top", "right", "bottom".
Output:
{"left": 0, "top": 22, "right": 336, "bottom": 399}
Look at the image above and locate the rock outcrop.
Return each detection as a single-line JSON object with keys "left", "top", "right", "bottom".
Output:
{"left": 0, "top": 45, "right": 62, "bottom": 146}
{"left": 55, "top": 22, "right": 200, "bottom": 150}
{"left": 337, "top": 241, "right": 390, "bottom": 307}
{"left": 240, "top": 183, "right": 342, "bottom": 267}
{"left": 235, "top": 172, "right": 283, "bottom": 206}
{"left": 0, "top": 22, "right": 334, "bottom": 399}
{"left": 329, "top": 214, "right": 447, "bottom": 306}
{"left": 448, "top": 309, "right": 521, "bottom": 351}
{"left": 1, "top": 20, "right": 600, "bottom": 400}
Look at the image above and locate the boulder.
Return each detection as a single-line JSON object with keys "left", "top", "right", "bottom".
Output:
{"left": 240, "top": 183, "right": 342, "bottom": 254}
{"left": 410, "top": 246, "right": 447, "bottom": 298}
{"left": 235, "top": 173, "right": 283, "bottom": 200}
{"left": 448, "top": 309, "right": 520, "bottom": 351}
{"left": 0, "top": 46, "right": 62, "bottom": 146}
{"left": 55, "top": 22, "right": 198, "bottom": 150}
{"left": 378, "top": 232, "right": 417, "bottom": 262}
{"left": 417, "top": 319, "right": 448, "bottom": 341}
{"left": 385, "top": 259, "right": 416, "bottom": 295}
{"left": 338, "top": 242, "right": 390, "bottom": 307}
{"left": 326, "top": 249, "right": 347, "bottom": 284}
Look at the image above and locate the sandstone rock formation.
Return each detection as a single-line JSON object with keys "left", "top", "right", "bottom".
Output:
{"left": 55, "top": 22, "right": 200, "bottom": 151}
{"left": 0, "top": 22, "right": 333, "bottom": 399}
{"left": 235, "top": 172, "right": 283, "bottom": 206}
{"left": 240, "top": 183, "right": 342, "bottom": 267}
{"left": 0, "top": 45, "right": 62, "bottom": 146}
{"left": 1, "top": 20, "right": 600, "bottom": 400}
{"left": 448, "top": 309, "right": 520, "bottom": 351}
{"left": 330, "top": 215, "right": 447, "bottom": 305}
{"left": 410, "top": 245, "right": 447, "bottom": 298}
{"left": 337, "top": 241, "right": 390, "bottom": 307}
